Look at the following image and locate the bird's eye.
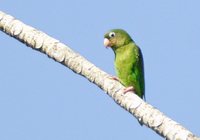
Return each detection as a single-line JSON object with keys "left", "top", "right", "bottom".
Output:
{"left": 109, "top": 32, "right": 115, "bottom": 38}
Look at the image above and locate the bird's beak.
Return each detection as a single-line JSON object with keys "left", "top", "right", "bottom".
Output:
{"left": 104, "top": 38, "right": 111, "bottom": 48}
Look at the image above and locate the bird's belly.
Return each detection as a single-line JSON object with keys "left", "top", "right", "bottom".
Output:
{"left": 116, "top": 65, "right": 135, "bottom": 87}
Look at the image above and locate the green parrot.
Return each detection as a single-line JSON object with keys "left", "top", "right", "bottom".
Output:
{"left": 104, "top": 29, "right": 145, "bottom": 99}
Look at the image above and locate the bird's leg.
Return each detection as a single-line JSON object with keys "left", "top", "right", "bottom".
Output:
{"left": 107, "top": 75, "right": 120, "bottom": 82}
{"left": 107, "top": 76, "right": 135, "bottom": 94}
{"left": 123, "top": 86, "right": 135, "bottom": 94}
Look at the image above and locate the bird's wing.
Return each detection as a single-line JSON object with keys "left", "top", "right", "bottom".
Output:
{"left": 134, "top": 47, "right": 145, "bottom": 100}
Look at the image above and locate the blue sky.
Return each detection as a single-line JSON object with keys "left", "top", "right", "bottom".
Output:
{"left": 0, "top": 0, "right": 200, "bottom": 140}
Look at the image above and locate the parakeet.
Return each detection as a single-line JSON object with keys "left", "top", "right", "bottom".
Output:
{"left": 104, "top": 29, "right": 145, "bottom": 99}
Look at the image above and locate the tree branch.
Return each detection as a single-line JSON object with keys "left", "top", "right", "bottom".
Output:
{"left": 0, "top": 11, "right": 199, "bottom": 140}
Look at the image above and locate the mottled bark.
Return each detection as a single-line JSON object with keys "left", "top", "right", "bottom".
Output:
{"left": 0, "top": 11, "right": 199, "bottom": 140}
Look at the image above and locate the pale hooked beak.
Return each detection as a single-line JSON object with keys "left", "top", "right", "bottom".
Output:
{"left": 104, "top": 38, "right": 111, "bottom": 48}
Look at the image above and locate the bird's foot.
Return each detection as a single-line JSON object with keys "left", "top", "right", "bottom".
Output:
{"left": 123, "top": 86, "right": 135, "bottom": 94}
{"left": 107, "top": 75, "right": 120, "bottom": 82}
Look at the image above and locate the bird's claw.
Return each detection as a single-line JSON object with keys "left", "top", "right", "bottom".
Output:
{"left": 123, "top": 86, "right": 135, "bottom": 94}
{"left": 107, "top": 76, "right": 135, "bottom": 95}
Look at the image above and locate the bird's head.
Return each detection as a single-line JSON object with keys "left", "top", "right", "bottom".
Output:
{"left": 104, "top": 29, "right": 133, "bottom": 50}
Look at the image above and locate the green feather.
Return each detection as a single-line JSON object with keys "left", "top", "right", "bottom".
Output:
{"left": 104, "top": 29, "right": 145, "bottom": 99}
